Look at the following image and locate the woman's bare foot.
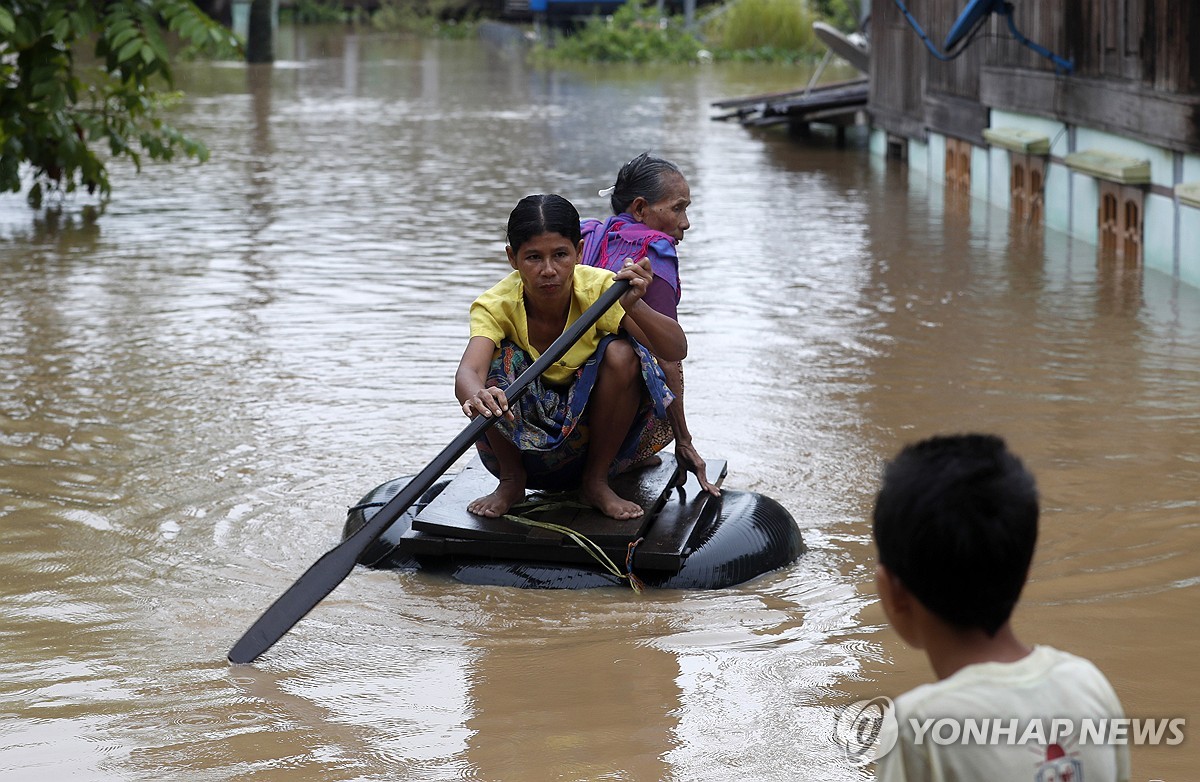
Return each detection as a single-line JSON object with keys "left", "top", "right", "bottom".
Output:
{"left": 580, "top": 479, "right": 643, "bottom": 520}
{"left": 468, "top": 478, "right": 525, "bottom": 518}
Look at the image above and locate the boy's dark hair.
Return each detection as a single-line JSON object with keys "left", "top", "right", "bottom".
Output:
{"left": 507, "top": 194, "right": 582, "bottom": 251}
{"left": 872, "top": 434, "right": 1039, "bottom": 637}
{"left": 610, "top": 152, "right": 684, "bottom": 215}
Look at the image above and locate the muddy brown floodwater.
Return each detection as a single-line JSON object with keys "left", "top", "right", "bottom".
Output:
{"left": 1, "top": 24, "right": 1196, "bottom": 782}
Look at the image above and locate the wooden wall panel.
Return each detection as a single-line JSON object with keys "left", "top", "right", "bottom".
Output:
{"left": 868, "top": 0, "right": 928, "bottom": 138}
{"left": 871, "top": 0, "right": 1198, "bottom": 146}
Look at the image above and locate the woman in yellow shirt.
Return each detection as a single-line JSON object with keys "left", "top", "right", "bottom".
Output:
{"left": 455, "top": 194, "right": 686, "bottom": 520}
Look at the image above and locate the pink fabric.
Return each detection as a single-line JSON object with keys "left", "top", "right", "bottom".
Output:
{"left": 580, "top": 215, "right": 680, "bottom": 317}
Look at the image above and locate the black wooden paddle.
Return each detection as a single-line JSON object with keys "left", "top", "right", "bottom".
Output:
{"left": 228, "top": 278, "right": 633, "bottom": 664}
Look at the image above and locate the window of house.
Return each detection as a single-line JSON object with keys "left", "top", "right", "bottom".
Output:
{"left": 1098, "top": 180, "right": 1143, "bottom": 265}
{"left": 1010, "top": 152, "right": 1046, "bottom": 226}
{"left": 945, "top": 137, "right": 972, "bottom": 193}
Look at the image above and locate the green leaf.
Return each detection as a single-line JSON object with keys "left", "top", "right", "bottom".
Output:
{"left": 31, "top": 79, "right": 60, "bottom": 99}
{"left": 52, "top": 16, "right": 71, "bottom": 41}
{"left": 172, "top": 14, "right": 196, "bottom": 38}
{"left": 14, "top": 14, "right": 39, "bottom": 47}
{"left": 70, "top": 11, "right": 94, "bottom": 38}
{"left": 117, "top": 37, "right": 142, "bottom": 63}
{"left": 31, "top": 63, "right": 60, "bottom": 83}
{"left": 107, "top": 18, "right": 136, "bottom": 36}
{"left": 143, "top": 20, "right": 171, "bottom": 62}
{"left": 0, "top": 8, "right": 14, "bottom": 36}
{"left": 110, "top": 27, "right": 141, "bottom": 50}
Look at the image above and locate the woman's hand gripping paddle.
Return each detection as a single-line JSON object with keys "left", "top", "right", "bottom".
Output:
{"left": 228, "top": 280, "right": 632, "bottom": 664}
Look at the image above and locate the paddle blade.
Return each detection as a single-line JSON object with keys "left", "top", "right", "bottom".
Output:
{"left": 227, "top": 541, "right": 365, "bottom": 664}
{"left": 228, "top": 539, "right": 367, "bottom": 662}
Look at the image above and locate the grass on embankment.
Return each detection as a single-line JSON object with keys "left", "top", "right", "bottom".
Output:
{"left": 532, "top": 0, "right": 850, "bottom": 65}
{"left": 280, "top": 0, "right": 860, "bottom": 63}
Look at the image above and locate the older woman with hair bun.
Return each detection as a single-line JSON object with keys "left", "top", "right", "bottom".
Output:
{"left": 581, "top": 153, "right": 719, "bottom": 497}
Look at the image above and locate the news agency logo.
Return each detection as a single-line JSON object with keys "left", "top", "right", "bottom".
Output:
{"left": 832, "top": 696, "right": 899, "bottom": 766}
{"left": 906, "top": 717, "right": 1186, "bottom": 747}
{"left": 832, "top": 700, "right": 1186, "bottom": 770}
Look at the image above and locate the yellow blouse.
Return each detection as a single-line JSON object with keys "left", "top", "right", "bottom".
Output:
{"left": 469, "top": 264, "right": 625, "bottom": 386}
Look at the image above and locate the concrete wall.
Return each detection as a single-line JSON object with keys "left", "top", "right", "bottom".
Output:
{"left": 870, "top": 111, "right": 1200, "bottom": 292}
{"left": 1183, "top": 155, "right": 1200, "bottom": 290}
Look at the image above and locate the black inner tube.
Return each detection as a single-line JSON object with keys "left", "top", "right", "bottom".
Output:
{"left": 342, "top": 477, "right": 805, "bottom": 590}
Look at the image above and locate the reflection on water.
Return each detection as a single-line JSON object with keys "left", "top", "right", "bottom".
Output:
{"left": 1, "top": 25, "right": 1198, "bottom": 782}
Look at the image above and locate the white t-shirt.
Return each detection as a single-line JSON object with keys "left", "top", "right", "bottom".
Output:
{"left": 877, "top": 645, "right": 1131, "bottom": 782}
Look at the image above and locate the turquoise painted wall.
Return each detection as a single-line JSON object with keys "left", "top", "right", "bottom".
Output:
{"left": 1181, "top": 154, "right": 1200, "bottom": 287}
{"left": 1070, "top": 172, "right": 1099, "bottom": 245}
{"left": 1143, "top": 193, "right": 1176, "bottom": 278}
{"left": 988, "top": 147, "right": 1009, "bottom": 208}
{"left": 870, "top": 128, "right": 889, "bottom": 158}
{"left": 912, "top": 137, "right": 932, "bottom": 176}
{"left": 1181, "top": 206, "right": 1200, "bottom": 289}
{"left": 1044, "top": 162, "right": 1071, "bottom": 235}
{"left": 869, "top": 114, "right": 1199, "bottom": 291}
{"left": 970, "top": 145, "right": 989, "bottom": 202}
{"left": 1184, "top": 154, "right": 1200, "bottom": 182}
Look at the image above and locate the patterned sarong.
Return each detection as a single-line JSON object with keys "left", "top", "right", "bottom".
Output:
{"left": 475, "top": 334, "right": 675, "bottom": 489}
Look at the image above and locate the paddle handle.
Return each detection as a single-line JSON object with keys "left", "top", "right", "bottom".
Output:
{"left": 228, "top": 279, "right": 631, "bottom": 664}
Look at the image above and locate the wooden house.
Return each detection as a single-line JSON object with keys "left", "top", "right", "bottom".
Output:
{"left": 867, "top": 0, "right": 1200, "bottom": 287}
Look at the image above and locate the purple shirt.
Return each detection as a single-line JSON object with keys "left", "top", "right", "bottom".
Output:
{"left": 580, "top": 214, "right": 681, "bottom": 321}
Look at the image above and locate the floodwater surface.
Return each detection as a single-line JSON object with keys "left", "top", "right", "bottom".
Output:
{"left": 1, "top": 25, "right": 1197, "bottom": 782}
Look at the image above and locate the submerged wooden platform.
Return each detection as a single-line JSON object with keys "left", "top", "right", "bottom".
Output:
{"left": 711, "top": 77, "right": 869, "bottom": 133}
{"left": 400, "top": 454, "right": 727, "bottom": 573}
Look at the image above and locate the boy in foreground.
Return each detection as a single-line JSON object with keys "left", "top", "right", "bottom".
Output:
{"left": 872, "top": 434, "right": 1130, "bottom": 781}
